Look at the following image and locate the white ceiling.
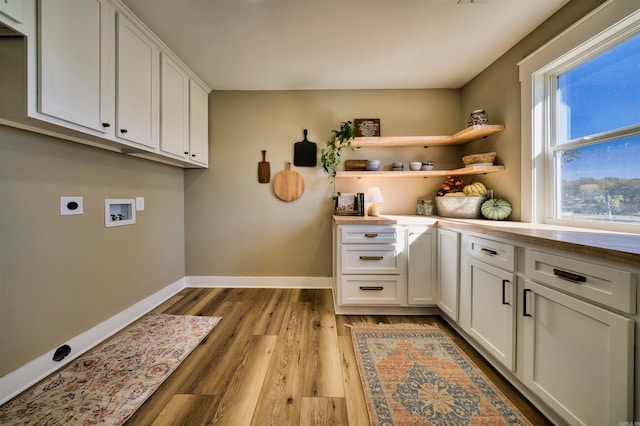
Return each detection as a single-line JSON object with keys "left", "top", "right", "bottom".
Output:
{"left": 122, "top": 0, "right": 570, "bottom": 91}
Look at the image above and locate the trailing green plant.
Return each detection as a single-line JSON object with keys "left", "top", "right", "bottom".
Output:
{"left": 321, "top": 120, "right": 356, "bottom": 185}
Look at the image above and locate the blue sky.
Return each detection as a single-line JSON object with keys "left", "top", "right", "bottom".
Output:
{"left": 558, "top": 32, "right": 640, "bottom": 181}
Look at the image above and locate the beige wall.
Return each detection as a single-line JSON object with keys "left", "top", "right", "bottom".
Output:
{"left": 461, "top": 0, "right": 606, "bottom": 220}
{"left": 185, "top": 90, "right": 461, "bottom": 277}
{"left": 185, "top": 0, "right": 605, "bottom": 279}
{"left": 0, "top": 126, "right": 185, "bottom": 375}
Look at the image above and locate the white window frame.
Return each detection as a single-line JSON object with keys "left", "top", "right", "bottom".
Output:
{"left": 519, "top": 0, "right": 640, "bottom": 233}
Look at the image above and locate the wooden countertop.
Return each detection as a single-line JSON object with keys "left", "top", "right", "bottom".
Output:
{"left": 333, "top": 215, "right": 640, "bottom": 265}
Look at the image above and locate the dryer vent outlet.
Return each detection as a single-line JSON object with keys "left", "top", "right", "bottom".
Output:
{"left": 53, "top": 344, "right": 71, "bottom": 362}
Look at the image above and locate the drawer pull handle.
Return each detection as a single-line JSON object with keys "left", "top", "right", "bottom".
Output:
{"left": 480, "top": 248, "right": 498, "bottom": 256}
{"left": 501, "top": 280, "right": 510, "bottom": 305}
{"left": 360, "top": 286, "right": 384, "bottom": 291}
{"left": 553, "top": 269, "right": 586, "bottom": 283}
{"left": 523, "top": 289, "right": 532, "bottom": 317}
{"left": 364, "top": 233, "right": 378, "bottom": 238}
{"left": 360, "top": 256, "right": 384, "bottom": 261}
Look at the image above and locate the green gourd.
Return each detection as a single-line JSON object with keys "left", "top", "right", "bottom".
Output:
{"left": 481, "top": 198, "right": 512, "bottom": 220}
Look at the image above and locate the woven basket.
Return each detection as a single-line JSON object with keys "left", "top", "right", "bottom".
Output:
{"left": 462, "top": 152, "right": 496, "bottom": 166}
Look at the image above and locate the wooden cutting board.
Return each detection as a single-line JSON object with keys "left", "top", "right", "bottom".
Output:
{"left": 258, "top": 150, "right": 270, "bottom": 183}
{"left": 293, "top": 129, "right": 317, "bottom": 167}
{"left": 273, "top": 162, "right": 304, "bottom": 201}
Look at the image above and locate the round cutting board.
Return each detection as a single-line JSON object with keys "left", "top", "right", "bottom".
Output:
{"left": 273, "top": 162, "right": 304, "bottom": 201}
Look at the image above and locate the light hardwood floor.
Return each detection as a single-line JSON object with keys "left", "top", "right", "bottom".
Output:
{"left": 123, "top": 288, "right": 550, "bottom": 425}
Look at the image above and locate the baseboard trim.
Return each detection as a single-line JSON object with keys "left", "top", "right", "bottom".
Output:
{"left": 186, "top": 276, "right": 332, "bottom": 289}
{"left": 0, "top": 278, "right": 186, "bottom": 405}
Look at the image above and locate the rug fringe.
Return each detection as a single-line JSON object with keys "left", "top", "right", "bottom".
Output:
{"left": 346, "top": 322, "right": 439, "bottom": 329}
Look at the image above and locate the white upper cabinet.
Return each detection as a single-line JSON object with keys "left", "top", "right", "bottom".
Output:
{"left": 38, "top": 0, "right": 114, "bottom": 134}
{"left": 160, "top": 53, "right": 189, "bottom": 159}
{"left": 0, "top": 0, "right": 22, "bottom": 24}
{"left": 189, "top": 80, "right": 209, "bottom": 166}
{"left": 116, "top": 14, "right": 159, "bottom": 149}
{"left": 0, "top": 0, "right": 210, "bottom": 167}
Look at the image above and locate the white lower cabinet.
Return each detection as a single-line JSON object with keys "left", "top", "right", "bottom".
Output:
{"left": 333, "top": 223, "right": 437, "bottom": 312}
{"left": 437, "top": 228, "right": 460, "bottom": 321}
{"left": 523, "top": 280, "right": 633, "bottom": 425}
{"left": 336, "top": 225, "right": 406, "bottom": 307}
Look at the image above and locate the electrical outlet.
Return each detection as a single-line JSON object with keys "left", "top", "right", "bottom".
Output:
{"left": 60, "top": 196, "right": 83, "bottom": 215}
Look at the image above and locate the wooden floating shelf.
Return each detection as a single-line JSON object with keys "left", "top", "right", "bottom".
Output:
{"left": 352, "top": 124, "right": 505, "bottom": 148}
{"left": 335, "top": 165, "right": 505, "bottom": 178}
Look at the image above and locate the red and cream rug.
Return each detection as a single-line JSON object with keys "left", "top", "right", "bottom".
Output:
{"left": 350, "top": 323, "right": 532, "bottom": 426}
{"left": 0, "top": 313, "right": 221, "bottom": 425}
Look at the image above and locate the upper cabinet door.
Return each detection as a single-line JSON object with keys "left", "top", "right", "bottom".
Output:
{"left": 189, "top": 80, "right": 209, "bottom": 166}
{"left": 160, "top": 53, "right": 189, "bottom": 158}
{"left": 38, "top": 0, "right": 113, "bottom": 134}
{"left": 116, "top": 14, "right": 159, "bottom": 149}
{"left": 0, "top": 0, "right": 22, "bottom": 23}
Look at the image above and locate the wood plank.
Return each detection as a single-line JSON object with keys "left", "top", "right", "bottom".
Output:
{"left": 184, "top": 301, "right": 263, "bottom": 395}
{"left": 149, "top": 394, "right": 221, "bottom": 425}
{"left": 251, "top": 302, "right": 311, "bottom": 426}
{"left": 210, "top": 335, "right": 277, "bottom": 426}
{"left": 351, "top": 125, "right": 504, "bottom": 147}
{"left": 251, "top": 288, "right": 292, "bottom": 335}
{"left": 338, "top": 336, "right": 371, "bottom": 426}
{"left": 299, "top": 397, "right": 349, "bottom": 426}
{"left": 303, "top": 290, "right": 345, "bottom": 397}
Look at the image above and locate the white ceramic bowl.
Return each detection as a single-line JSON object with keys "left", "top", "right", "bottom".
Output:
{"left": 409, "top": 162, "right": 422, "bottom": 171}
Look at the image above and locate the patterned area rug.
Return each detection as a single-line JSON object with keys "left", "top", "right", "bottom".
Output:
{"left": 350, "top": 323, "right": 532, "bottom": 426}
{"left": 0, "top": 313, "right": 221, "bottom": 425}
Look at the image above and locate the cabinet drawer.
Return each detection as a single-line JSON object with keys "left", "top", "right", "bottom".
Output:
{"left": 525, "top": 249, "right": 636, "bottom": 314}
{"left": 341, "top": 225, "right": 398, "bottom": 244}
{"left": 341, "top": 276, "right": 403, "bottom": 305}
{"left": 341, "top": 244, "right": 404, "bottom": 274}
{"left": 467, "top": 235, "right": 515, "bottom": 271}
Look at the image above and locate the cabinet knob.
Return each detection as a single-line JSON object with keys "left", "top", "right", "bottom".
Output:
{"left": 191, "top": 154, "right": 196, "bottom": 157}
{"left": 102, "top": 122, "right": 111, "bottom": 128}
{"left": 184, "top": 151, "right": 189, "bottom": 155}
{"left": 120, "top": 129, "right": 128, "bottom": 134}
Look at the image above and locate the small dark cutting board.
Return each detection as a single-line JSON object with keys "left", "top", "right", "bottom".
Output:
{"left": 258, "top": 150, "right": 270, "bottom": 183}
{"left": 293, "top": 129, "right": 317, "bottom": 167}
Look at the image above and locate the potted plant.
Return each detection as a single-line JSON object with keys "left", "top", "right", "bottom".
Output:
{"left": 321, "top": 121, "right": 356, "bottom": 197}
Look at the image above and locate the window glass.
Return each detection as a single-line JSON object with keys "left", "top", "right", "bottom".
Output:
{"left": 557, "top": 135, "right": 640, "bottom": 224}
{"left": 556, "top": 32, "right": 640, "bottom": 143}
{"left": 549, "top": 29, "right": 640, "bottom": 229}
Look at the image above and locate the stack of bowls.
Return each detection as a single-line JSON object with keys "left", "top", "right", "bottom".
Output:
{"left": 409, "top": 162, "right": 422, "bottom": 171}
{"left": 391, "top": 162, "right": 404, "bottom": 171}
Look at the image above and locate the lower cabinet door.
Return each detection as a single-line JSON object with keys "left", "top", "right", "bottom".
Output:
{"left": 437, "top": 228, "right": 460, "bottom": 320}
{"left": 467, "top": 259, "right": 516, "bottom": 370}
{"left": 523, "top": 280, "right": 633, "bottom": 425}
